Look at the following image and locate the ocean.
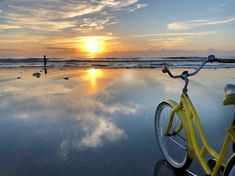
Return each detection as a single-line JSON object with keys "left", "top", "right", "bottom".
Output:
{"left": 0, "top": 57, "right": 234, "bottom": 69}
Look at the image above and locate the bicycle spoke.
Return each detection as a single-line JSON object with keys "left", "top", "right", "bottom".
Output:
{"left": 167, "top": 136, "right": 187, "bottom": 150}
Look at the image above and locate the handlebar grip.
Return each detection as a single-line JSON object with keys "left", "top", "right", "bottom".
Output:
{"left": 207, "top": 55, "right": 235, "bottom": 63}
{"left": 216, "top": 58, "right": 235, "bottom": 63}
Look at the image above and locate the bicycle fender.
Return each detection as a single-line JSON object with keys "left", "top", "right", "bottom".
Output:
{"left": 163, "top": 99, "right": 196, "bottom": 159}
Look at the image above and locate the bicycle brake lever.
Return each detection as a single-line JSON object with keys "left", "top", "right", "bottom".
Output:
{"left": 162, "top": 66, "right": 168, "bottom": 73}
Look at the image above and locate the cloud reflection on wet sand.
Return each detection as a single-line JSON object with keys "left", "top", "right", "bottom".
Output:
{"left": 0, "top": 68, "right": 142, "bottom": 159}
{"left": 0, "top": 68, "right": 234, "bottom": 176}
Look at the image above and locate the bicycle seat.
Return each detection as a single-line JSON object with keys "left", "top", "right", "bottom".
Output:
{"left": 223, "top": 84, "right": 235, "bottom": 105}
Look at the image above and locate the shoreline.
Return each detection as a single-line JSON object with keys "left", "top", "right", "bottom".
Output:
{"left": 0, "top": 65, "right": 235, "bottom": 69}
{"left": 1, "top": 57, "right": 235, "bottom": 69}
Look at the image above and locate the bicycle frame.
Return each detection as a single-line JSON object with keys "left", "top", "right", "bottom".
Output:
{"left": 164, "top": 92, "right": 235, "bottom": 176}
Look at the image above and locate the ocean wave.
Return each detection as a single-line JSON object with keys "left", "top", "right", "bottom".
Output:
{"left": 0, "top": 57, "right": 234, "bottom": 69}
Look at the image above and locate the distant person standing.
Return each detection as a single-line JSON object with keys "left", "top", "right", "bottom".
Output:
{"left": 43, "top": 55, "right": 47, "bottom": 67}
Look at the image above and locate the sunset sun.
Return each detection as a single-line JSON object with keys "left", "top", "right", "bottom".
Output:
{"left": 80, "top": 36, "right": 104, "bottom": 55}
{"left": 87, "top": 42, "right": 100, "bottom": 53}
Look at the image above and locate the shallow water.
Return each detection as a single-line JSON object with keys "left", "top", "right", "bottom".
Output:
{"left": 0, "top": 68, "right": 234, "bottom": 176}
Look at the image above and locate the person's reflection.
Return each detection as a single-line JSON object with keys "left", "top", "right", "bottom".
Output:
{"left": 44, "top": 66, "right": 47, "bottom": 75}
{"left": 153, "top": 160, "right": 191, "bottom": 176}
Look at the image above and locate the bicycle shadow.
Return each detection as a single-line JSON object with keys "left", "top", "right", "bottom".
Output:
{"left": 153, "top": 159, "right": 196, "bottom": 176}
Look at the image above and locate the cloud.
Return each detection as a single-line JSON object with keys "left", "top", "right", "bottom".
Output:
{"left": 0, "top": 0, "right": 148, "bottom": 56}
{"left": 59, "top": 0, "right": 142, "bottom": 18}
{"left": 0, "top": 0, "right": 147, "bottom": 33}
{"left": 131, "top": 31, "right": 216, "bottom": 48}
{"left": 0, "top": 72, "right": 142, "bottom": 157}
{"left": 168, "top": 18, "right": 235, "bottom": 30}
{"left": 61, "top": 4, "right": 105, "bottom": 18}
{"left": 128, "top": 3, "right": 148, "bottom": 12}
{"left": 0, "top": 48, "right": 18, "bottom": 52}
{"left": 78, "top": 17, "right": 115, "bottom": 31}
{"left": 56, "top": 98, "right": 140, "bottom": 156}
{"left": 130, "top": 31, "right": 216, "bottom": 37}
{"left": 59, "top": 114, "right": 127, "bottom": 158}
{"left": 79, "top": 116, "right": 127, "bottom": 148}
{"left": 150, "top": 37, "right": 192, "bottom": 48}
{"left": 0, "top": 24, "right": 21, "bottom": 30}
{"left": 2, "top": 9, "right": 76, "bottom": 31}
{"left": 46, "top": 47, "right": 76, "bottom": 51}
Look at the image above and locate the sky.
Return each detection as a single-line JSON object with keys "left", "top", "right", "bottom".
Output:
{"left": 0, "top": 0, "right": 235, "bottom": 58}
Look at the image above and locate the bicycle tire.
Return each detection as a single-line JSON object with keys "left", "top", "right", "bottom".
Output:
{"left": 224, "top": 155, "right": 235, "bottom": 176}
{"left": 155, "top": 102, "right": 192, "bottom": 170}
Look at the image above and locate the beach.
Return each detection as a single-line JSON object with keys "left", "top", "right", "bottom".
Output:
{"left": 1, "top": 0, "right": 235, "bottom": 174}
{"left": 0, "top": 67, "right": 234, "bottom": 176}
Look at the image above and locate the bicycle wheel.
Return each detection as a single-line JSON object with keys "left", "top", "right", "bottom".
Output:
{"left": 155, "top": 102, "right": 192, "bottom": 170}
{"left": 224, "top": 155, "right": 235, "bottom": 176}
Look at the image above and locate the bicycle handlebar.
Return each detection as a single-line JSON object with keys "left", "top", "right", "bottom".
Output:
{"left": 162, "top": 55, "right": 235, "bottom": 79}
{"left": 162, "top": 66, "right": 182, "bottom": 78}
{"left": 215, "top": 58, "right": 235, "bottom": 63}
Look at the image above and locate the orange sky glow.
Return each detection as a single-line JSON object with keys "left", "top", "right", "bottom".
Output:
{"left": 0, "top": 0, "right": 235, "bottom": 57}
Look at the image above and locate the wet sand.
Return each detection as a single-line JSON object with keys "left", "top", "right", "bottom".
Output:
{"left": 0, "top": 68, "right": 234, "bottom": 176}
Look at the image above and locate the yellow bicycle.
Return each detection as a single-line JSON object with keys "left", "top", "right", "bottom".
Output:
{"left": 155, "top": 55, "right": 235, "bottom": 176}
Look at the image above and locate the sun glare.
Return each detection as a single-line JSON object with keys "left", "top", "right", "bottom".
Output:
{"left": 87, "top": 43, "right": 100, "bottom": 53}
{"left": 84, "top": 68, "right": 102, "bottom": 87}
{"left": 89, "top": 68, "right": 97, "bottom": 75}
{"left": 80, "top": 36, "right": 104, "bottom": 55}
